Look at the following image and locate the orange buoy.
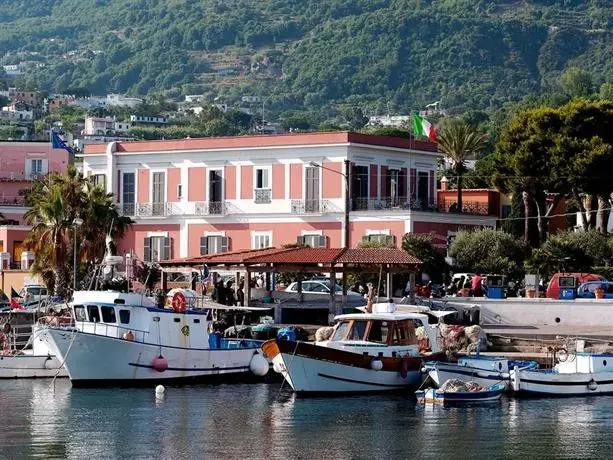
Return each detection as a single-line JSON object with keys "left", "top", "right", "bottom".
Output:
{"left": 171, "top": 291, "right": 187, "bottom": 313}
{"left": 153, "top": 355, "right": 168, "bottom": 372}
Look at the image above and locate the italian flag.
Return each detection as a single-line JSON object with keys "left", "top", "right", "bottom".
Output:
{"left": 413, "top": 113, "right": 437, "bottom": 142}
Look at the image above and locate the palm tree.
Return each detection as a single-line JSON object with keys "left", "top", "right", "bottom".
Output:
{"left": 25, "top": 187, "right": 74, "bottom": 297}
{"left": 436, "top": 120, "right": 487, "bottom": 213}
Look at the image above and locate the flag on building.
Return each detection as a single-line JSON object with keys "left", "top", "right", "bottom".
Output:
{"left": 413, "top": 113, "right": 437, "bottom": 142}
{"left": 51, "top": 130, "right": 73, "bottom": 154}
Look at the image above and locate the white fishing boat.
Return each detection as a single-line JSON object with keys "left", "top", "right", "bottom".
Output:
{"left": 511, "top": 352, "right": 613, "bottom": 395}
{"left": 425, "top": 355, "right": 538, "bottom": 390}
{"left": 262, "top": 300, "right": 442, "bottom": 395}
{"left": 39, "top": 291, "right": 269, "bottom": 386}
{"left": 0, "top": 324, "right": 67, "bottom": 378}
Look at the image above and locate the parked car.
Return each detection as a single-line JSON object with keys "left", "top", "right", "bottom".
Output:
{"left": 18, "top": 284, "right": 49, "bottom": 303}
{"left": 576, "top": 281, "right": 613, "bottom": 299}
{"left": 545, "top": 273, "right": 605, "bottom": 299}
{"left": 285, "top": 280, "right": 361, "bottom": 296}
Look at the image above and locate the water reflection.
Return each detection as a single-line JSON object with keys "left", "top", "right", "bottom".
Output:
{"left": 2, "top": 381, "right": 613, "bottom": 459}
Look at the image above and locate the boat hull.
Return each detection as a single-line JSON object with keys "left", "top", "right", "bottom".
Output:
{"left": 416, "top": 385, "right": 505, "bottom": 403}
{"left": 41, "top": 327, "right": 259, "bottom": 385}
{"left": 428, "top": 362, "right": 511, "bottom": 390}
{"left": 0, "top": 354, "right": 67, "bottom": 378}
{"left": 512, "top": 369, "right": 613, "bottom": 395}
{"left": 263, "top": 339, "right": 422, "bottom": 394}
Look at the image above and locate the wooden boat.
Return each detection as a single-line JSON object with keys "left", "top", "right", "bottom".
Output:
{"left": 416, "top": 383, "right": 505, "bottom": 403}
{"left": 262, "top": 298, "right": 442, "bottom": 395}
{"left": 425, "top": 355, "right": 538, "bottom": 390}
{"left": 511, "top": 352, "right": 613, "bottom": 395}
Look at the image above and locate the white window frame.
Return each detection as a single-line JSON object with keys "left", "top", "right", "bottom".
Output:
{"left": 252, "top": 231, "right": 272, "bottom": 249}
{"left": 150, "top": 169, "right": 167, "bottom": 204}
{"left": 254, "top": 166, "right": 271, "bottom": 190}
{"left": 302, "top": 234, "right": 326, "bottom": 248}
{"left": 206, "top": 168, "right": 224, "bottom": 202}
{"left": 31, "top": 159, "right": 43, "bottom": 174}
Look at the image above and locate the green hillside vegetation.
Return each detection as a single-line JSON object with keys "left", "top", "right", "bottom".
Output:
{"left": 0, "top": 0, "right": 611, "bottom": 116}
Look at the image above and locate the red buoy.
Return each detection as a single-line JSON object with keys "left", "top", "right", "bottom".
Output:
{"left": 153, "top": 355, "right": 168, "bottom": 372}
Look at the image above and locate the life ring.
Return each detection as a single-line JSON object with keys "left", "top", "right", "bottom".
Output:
{"left": 172, "top": 292, "right": 187, "bottom": 313}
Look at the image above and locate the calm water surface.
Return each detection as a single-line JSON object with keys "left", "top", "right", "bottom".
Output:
{"left": 1, "top": 379, "right": 613, "bottom": 459}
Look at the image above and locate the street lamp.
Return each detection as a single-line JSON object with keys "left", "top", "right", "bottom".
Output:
{"left": 73, "top": 217, "right": 83, "bottom": 291}
{"left": 309, "top": 160, "right": 351, "bottom": 309}
{"left": 261, "top": 96, "right": 273, "bottom": 131}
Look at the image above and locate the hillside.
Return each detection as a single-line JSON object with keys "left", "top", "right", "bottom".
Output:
{"left": 0, "top": 0, "right": 611, "bottom": 115}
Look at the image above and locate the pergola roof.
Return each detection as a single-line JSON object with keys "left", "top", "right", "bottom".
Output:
{"left": 160, "top": 247, "right": 421, "bottom": 273}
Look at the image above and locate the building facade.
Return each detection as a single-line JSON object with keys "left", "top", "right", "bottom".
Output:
{"left": 81, "top": 132, "right": 496, "bottom": 263}
{"left": 0, "top": 142, "right": 71, "bottom": 268}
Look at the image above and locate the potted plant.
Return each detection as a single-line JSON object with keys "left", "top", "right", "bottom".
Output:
{"left": 526, "top": 287, "right": 537, "bottom": 298}
{"left": 595, "top": 287, "right": 605, "bottom": 299}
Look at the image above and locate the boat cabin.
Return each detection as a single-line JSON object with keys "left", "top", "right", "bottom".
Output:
{"left": 557, "top": 352, "right": 613, "bottom": 374}
{"left": 321, "top": 312, "right": 439, "bottom": 355}
{"left": 70, "top": 291, "right": 212, "bottom": 349}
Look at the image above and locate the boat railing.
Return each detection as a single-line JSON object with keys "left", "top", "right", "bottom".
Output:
{"left": 9, "top": 323, "right": 33, "bottom": 350}
{"left": 75, "top": 321, "right": 150, "bottom": 343}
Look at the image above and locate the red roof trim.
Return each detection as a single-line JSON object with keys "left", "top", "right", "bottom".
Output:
{"left": 83, "top": 131, "right": 438, "bottom": 155}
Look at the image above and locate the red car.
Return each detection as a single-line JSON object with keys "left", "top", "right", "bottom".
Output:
{"left": 545, "top": 273, "right": 606, "bottom": 299}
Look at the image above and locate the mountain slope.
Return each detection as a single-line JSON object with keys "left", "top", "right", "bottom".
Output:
{"left": 0, "top": 0, "right": 611, "bottom": 113}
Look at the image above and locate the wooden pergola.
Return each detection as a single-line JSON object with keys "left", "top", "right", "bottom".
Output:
{"left": 160, "top": 247, "right": 422, "bottom": 317}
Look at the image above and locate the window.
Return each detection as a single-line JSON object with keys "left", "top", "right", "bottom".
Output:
{"left": 362, "top": 233, "right": 395, "bottom": 246}
{"left": 122, "top": 172, "right": 135, "bottom": 215}
{"left": 252, "top": 232, "right": 272, "bottom": 249}
{"left": 331, "top": 321, "right": 350, "bottom": 341}
{"left": 101, "top": 306, "right": 117, "bottom": 324}
{"left": 177, "top": 184, "right": 183, "bottom": 198}
{"left": 152, "top": 172, "right": 165, "bottom": 216}
{"left": 347, "top": 321, "right": 367, "bottom": 340}
{"left": 92, "top": 174, "right": 106, "bottom": 189}
{"left": 417, "top": 171, "right": 429, "bottom": 206}
{"left": 304, "top": 282, "right": 328, "bottom": 293}
{"left": 74, "top": 305, "right": 87, "bottom": 321}
{"left": 255, "top": 168, "right": 269, "bottom": 189}
{"left": 297, "top": 234, "right": 326, "bottom": 248}
{"left": 119, "top": 310, "right": 130, "bottom": 324}
{"left": 144, "top": 236, "right": 171, "bottom": 262}
{"left": 31, "top": 159, "right": 43, "bottom": 174}
{"left": 367, "top": 320, "right": 390, "bottom": 344}
{"left": 87, "top": 305, "right": 101, "bottom": 322}
{"left": 392, "top": 320, "right": 417, "bottom": 345}
{"left": 200, "top": 235, "right": 229, "bottom": 255}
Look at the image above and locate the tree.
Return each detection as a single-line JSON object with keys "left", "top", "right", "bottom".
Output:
{"left": 559, "top": 68, "right": 593, "bottom": 98}
{"left": 401, "top": 233, "right": 447, "bottom": 283}
{"left": 448, "top": 229, "right": 526, "bottom": 281}
{"left": 341, "top": 107, "right": 368, "bottom": 131}
{"left": 600, "top": 83, "right": 613, "bottom": 101}
{"left": 436, "top": 120, "right": 487, "bottom": 214}
{"left": 24, "top": 168, "right": 133, "bottom": 297}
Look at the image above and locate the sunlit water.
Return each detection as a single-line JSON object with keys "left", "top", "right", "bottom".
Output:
{"left": 1, "top": 379, "right": 613, "bottom": 459}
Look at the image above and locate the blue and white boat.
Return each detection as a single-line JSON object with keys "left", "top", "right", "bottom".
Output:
{"left": 40, "top": 291, "right": 269, "bottom": 386}
{"left": 511, "top": 352, "right": 613, "bottom": 395}
{"left": 416, "top": 383, "right": 505, "bottom": 403}
{"left": 425, "top": 355, "right": 538, "bottom": 390}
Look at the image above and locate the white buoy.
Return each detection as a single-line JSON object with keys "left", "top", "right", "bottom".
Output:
{"left": 249, "top": 353, "right": 270, "bottom": 376}
{"left": 155, "top": 384, "right": 165, "bottom": 396}
{"left": 370, "top": 358, "right": 383, "bottom": 371}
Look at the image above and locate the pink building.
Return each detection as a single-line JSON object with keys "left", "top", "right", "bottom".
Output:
{"left": 0, "top": 142, "right": 70, "bottom": 267}
{"left": 81, "top": 132, "right": 496, "bottom": 263}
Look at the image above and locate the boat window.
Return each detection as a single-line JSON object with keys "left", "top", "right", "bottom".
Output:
{"left": 392, "top": 320, "right": 417, "bottom": 345}
{"left": 367, "top": 320, "right": 390, "bottom": 344}
{"left": 193, "top": 319, "right": 200, "bottom": 324}
{"left": 347, "top": 320, "right": 368, "bottom": 340}
{"left": 101, "top": 306, "right": 117, "bottom": 324}
{"left": 87, "top": 305, "right": 101, "bottom": 323}
{"left": 331, "top": 321, "right": 350, "bottom": 341}
{"left": 119, "top": 310, "right": 130, "bottom": 324}
{"left": 74, "top": 305, "right": 87, "bottom": 321}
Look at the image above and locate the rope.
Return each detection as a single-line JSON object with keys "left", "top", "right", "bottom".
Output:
{"left": 52, "top": 328, "right": 78, "bottom": 393}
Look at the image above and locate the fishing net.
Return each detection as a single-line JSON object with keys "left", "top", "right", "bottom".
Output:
{"left": 440, "top": 379, "right": 484, "bottom": 392}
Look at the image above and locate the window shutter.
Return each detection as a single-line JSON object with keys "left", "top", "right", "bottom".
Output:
{"left": 143, "top": 237, "right": 151, "bottom": 262}
{"left": 318, "top": 235, "right": 327, "bottom": 248}
{"left": 296, "top": 236, "right": 305, "bottom": 245}
{"left": 163, "top": 237, "right": 171, "bottom": 260}
{"left": 385, "top": 235, "right": 395, "bottom": 247}
{"left": 200, "top": 236, "right": 208, "bottom": 255}
{"left": 221, "top": 236, "right": 229, "bottom": 253}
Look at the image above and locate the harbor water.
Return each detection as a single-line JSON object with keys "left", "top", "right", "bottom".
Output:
{"left": 2, "top": 379, "right": 613, "bottom": 459}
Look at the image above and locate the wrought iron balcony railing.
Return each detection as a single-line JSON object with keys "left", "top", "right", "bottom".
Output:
{"left": 290, "top": 200, "right": 331, "bottom": 215}
{"left": 254, "top": 188, "right": 272, "bottom": 204}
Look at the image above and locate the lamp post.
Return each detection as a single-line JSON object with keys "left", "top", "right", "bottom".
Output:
{"left": 309, "top": 160, "right": 351, "bottom": 311}
{"left": 73, "top": 217, "right": 83, "bottom": 291}
{"left": 261, "top": 96, "right": 273, "bottom": 131}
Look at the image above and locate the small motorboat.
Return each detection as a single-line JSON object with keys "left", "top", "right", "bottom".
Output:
{"left": 425, "top": 355, "right": 538, "bottom": 390}
{"left": 511, "top": 352, "right": 613, "bottom": 395}
{"left": 416, "top": 381, "right": 505, "bottom": 404}
{"left": 262, "top": 297, "right": 443, "bottom": 395}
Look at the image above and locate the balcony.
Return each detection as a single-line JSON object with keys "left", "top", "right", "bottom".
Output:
{"left": 124, "top": 201, "right": 228, "bottom": 217}
{"left": 254, "top": 189, "right": 272, "bottom": 204}
{"left": 0, "top": 195, "right": 26, "bottom": 207}
{"left": 290, "top": 200, "right": 332, "bottom": 215}
{"left": 193, "top": 201, "right": 227, "bottom": 216}
{"left": 350, "top": 196, "right": 493, "bottom": 216}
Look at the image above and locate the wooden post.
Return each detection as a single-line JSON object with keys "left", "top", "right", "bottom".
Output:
{"left": 329, "top": 270, "right": 337, "bottom": 319}
{"left": 245, "top": 269, "right": 251, "bottom": 306}
{"left": 409, "top": 270, "right": 416, "bottom": 304}
{"left": 297, "top": 274, "right": 303, "bottom": 304}
{"left": 386, "top": 267, "right": 393, "bottom": 300}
